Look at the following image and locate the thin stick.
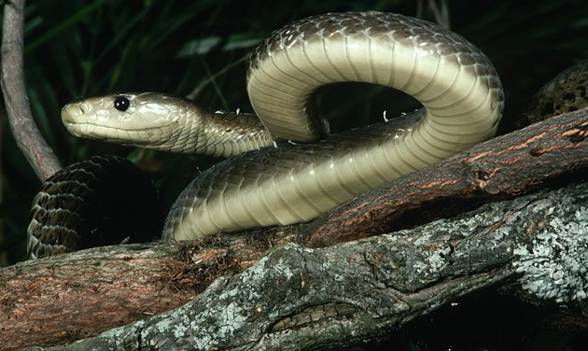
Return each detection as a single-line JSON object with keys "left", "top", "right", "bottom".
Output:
{"left": 427, "top": 0, "right": 451, "bottom": 29}
{"left": 1, "top": 0, "right": 61, "bottom": 180}
{"left": 0, "top": 106, "right": 5, "bottom": 266}
{"left": 186, "top": 55, "right": 247, "bottom": 100}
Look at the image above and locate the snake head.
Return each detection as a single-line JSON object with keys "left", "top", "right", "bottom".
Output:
{"left": 61, "top": 92, "right": 193, "bottom": 147}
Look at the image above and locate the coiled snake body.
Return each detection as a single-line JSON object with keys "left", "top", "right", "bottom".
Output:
{"left": 28, "top": 11, "right": 504, "bottom": 255}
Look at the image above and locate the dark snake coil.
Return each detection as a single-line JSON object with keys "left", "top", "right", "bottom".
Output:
{"left": 27, "top": 156, "right": 163, "bottom": 258}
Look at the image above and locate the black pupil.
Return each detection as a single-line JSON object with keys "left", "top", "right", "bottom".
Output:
{"left": 114, "top": 96, "right": 130, "bottom": 111}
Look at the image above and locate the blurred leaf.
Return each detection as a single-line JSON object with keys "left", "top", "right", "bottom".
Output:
{"left": 24, "top": 16, "right": 43, "bottom": 33}
{"left": 222, "top": 33, "right": 263, "bottom": 51}
{"left": 24, "top": 0, "right": 107, "bottom": 54}
{"left": 177, "top": 36, "right": 222, "bottom": 57}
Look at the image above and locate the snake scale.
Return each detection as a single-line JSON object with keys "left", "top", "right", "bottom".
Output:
{"left": 28, "top": 11, "right": 504, "bottom": 257}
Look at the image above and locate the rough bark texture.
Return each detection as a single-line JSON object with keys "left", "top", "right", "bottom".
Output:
{"left": 23, "top": 182, "right": 588, "bottom": 351}
{"left": 1, "top": 109, "right": 588, "bottom": 350}
{"left": 1, "top": 0, "right": 61, "bottom": 180}
{"left": 0, "top": 230, "right": 298, "bottom": 350}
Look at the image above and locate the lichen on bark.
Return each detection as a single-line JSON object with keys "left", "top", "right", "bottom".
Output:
{"left": 512, "top": 183, "right": 588, "bottom": 303}
{"left": 31, "top": 182, "right": 588, "bottom": 351}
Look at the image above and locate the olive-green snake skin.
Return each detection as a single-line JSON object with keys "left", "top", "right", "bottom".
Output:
{"left": 28, "top": 11, "right": 505, "bottom": 256}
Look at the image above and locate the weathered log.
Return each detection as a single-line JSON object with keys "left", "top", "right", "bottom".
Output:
{"left": 0, "top": 230, "right": 297, "bottom": 350}
{"left": 1, "top": 108, "right": 587, "bottom": 350}
{"left": 24, "top": 181, "right": 588, "bottom": 350}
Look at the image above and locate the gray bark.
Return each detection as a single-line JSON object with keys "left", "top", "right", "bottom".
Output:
{"left": 29, "top": 181, "right": 588, "bottom": 351}
{"left": 1, "top": 0, "right": 61, "bottom": 180}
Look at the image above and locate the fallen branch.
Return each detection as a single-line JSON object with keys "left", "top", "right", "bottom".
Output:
{"left": 1, "top": 0, "right": 61, "bottom": 180}
{"left": 27, "top": 181, "right": 588, "bottom": 350}
{"left": 1, "top": 230, "right": 297, "bottom": 350}
{"left": 2, "top": 108, "right": 588, "bottom": 349}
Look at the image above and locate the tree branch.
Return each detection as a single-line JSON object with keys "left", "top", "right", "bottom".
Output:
{"left": 27, "top": 181, "right": 588, "bottom": 350}
{"left": 1, "top": 230, "right": 297, "bottom": 350}
{"left": 2, "top": 108, "right": 588, "bottom": 349}
{"left": 1, "top": 0, "right": 61, "bottom": 180}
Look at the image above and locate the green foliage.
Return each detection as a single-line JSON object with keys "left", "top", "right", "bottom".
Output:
{"left": 2, "top": 0, "right": 588, "bottom": 264}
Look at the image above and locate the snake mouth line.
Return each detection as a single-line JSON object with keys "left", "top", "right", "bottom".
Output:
{"left": 64, "top": 121, "right": 177, "bottom": 134}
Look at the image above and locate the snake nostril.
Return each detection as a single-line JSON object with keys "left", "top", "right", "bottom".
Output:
{"left": 78, "top": 104, "right": 85, "bottom": 114}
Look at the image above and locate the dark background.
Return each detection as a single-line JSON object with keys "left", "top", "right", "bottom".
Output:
{"left": 1, "top": 1, "right": 587, "bottom": 349}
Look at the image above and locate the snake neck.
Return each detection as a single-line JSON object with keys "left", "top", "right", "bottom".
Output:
{"left": 165, "top": 109, "right": 274, "bottom": 157}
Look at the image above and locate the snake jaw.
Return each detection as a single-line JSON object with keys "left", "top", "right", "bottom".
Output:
{"left": 63, "top": 120, "right": 178, "bottom": 145}
{"left": 61, "top": 93, "right": 186, "bottom": 147}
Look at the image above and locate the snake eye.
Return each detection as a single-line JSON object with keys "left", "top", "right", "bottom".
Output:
{"left": 114, "top": 96, "right": 130, "bottom": 112}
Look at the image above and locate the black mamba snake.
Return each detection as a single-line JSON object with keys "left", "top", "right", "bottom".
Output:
{"left": 28, "top": 11, "right": 505, "bottom": 257}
